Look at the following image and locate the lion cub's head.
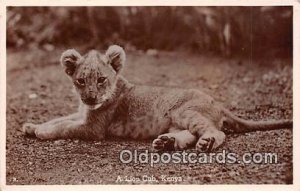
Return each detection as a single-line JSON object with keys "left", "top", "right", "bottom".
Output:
{"left": 60, "top": 45, "right": 126, "bottom": 110}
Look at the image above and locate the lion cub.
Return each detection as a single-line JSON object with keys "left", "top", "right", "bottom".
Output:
{"left": 23, "top": 45, "right": 292, "bottom": 152}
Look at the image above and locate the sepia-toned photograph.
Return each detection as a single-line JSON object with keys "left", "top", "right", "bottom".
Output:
{"left": 6, "top": 6, "right": 293, "bottom": 184}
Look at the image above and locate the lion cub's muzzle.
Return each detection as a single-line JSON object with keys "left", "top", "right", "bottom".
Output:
{"left": 82, "top": 96, "right": 97, "bottom": 105}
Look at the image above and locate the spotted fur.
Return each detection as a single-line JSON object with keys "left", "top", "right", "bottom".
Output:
{"left": 22, "top": 45, "right": 292, "bottom": 152}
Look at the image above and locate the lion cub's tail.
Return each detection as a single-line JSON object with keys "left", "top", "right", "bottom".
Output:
{"left": 221, "top": 108, "right": 292, "bottom": 133}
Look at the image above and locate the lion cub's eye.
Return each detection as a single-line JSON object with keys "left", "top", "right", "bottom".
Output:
{"left": 97, "top": 77, "right": 107, "bottom": 84}
{"left": 75, "top": 78, "right": 85, "bottom": 87}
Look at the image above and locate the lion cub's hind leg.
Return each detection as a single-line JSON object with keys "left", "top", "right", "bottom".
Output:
{"left": 177, "top": 110, "right": 225, "bottom": 152}
{"left": 196, "top": 129, "right": 225, "bottom": 152}
{"left": 152, "top": 129, "right": 197, "bottom": 151}
{"left": 171, "top": 109, "right": 225, "bottom": 152}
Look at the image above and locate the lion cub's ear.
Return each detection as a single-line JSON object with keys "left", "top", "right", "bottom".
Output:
{"left": 105, "top": 45, "right": 126, "bottom": 73}
{"left": 60, "top": 49, "right": 82, "bottom": 76}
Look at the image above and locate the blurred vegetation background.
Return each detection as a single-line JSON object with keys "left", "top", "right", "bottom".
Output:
{"left": 7, "top": 6, "right": 292, "bottom": 58}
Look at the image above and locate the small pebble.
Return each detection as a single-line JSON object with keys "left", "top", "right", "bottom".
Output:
{"left": 54, "top": 140, "right": 64, "bottom": 145}
{"left": 203, "top": 176, "right": 211, "bottom": 182}
{"left": 29, "top": 93, "right": 38, "bottom": 99}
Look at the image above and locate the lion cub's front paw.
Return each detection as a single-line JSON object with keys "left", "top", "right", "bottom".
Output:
{"left": 22, "top": 123, "right": 38, "bottom": 136}
{"left": 152, "top": 136, "right": 176, "bottom": 151}
{"left": 22, "top": 123, "right": 55, "bottom": 140}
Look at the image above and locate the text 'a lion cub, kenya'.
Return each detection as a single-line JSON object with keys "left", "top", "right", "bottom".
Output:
{"left": 22, "top": 45, "right": 292, "bottom": 152}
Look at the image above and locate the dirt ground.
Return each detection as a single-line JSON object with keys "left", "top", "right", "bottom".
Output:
{"left": 6, "top": 48, "right": 292, "bottom": 184}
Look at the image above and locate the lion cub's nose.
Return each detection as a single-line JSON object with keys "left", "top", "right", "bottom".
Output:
{"left": 82, "top": 97, "right": 97, "bottom": 105}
